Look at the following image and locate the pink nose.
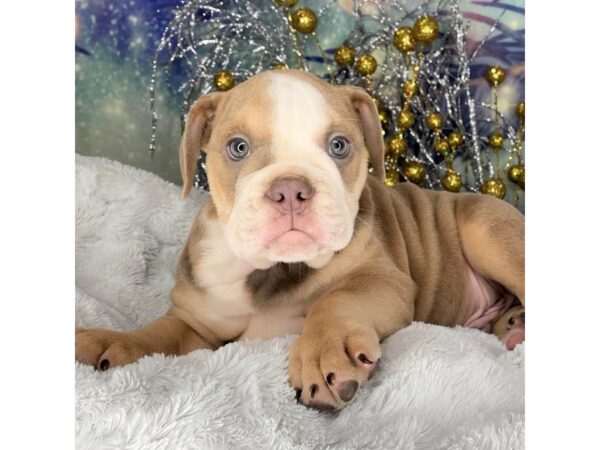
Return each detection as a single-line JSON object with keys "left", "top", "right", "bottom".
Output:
{"left": 266, "top": 176, "right": 314, "bottom": 214}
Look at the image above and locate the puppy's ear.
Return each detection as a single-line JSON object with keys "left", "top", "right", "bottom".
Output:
{"left": 340, "top": 85, "right": 385, "bottom": 182}
{"left": 179, "top": 92, "right": 224, "bottom": 198}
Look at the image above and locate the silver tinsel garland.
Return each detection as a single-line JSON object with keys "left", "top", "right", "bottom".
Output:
{"left": 149, "top": 0, "right": 523, "bottom": 199}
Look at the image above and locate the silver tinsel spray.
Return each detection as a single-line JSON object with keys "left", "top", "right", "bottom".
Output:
{"left": 149, "top": 0, "right": 524, "bottom": 203}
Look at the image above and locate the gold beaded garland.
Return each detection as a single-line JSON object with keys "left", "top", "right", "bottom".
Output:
{"left": 397, "top": 109, "right": 415, "bottom": 129}
{"left": 213, "top": 70, "right": 235, "bottom": 91}
{"left": 448, "top": 131, "right": 464, "bottom": 149}
{"left": 434, "top": 137, "right": 450, "bottom": 154}
{"left": 507, "top": 164, "right": 525, "bottom": 189}
{"left": 413, "top": 16, "right": 439, "bottom": 44}
{"left": 393, "top": 27, "right": 416, "bottom": 53}
{"left": 387, "top": 133, "right": 408, "bottom": 155}
{"left": 516, "top": 101, "right": 525, "bottom": 120}
{"left": 334, "top": 44, "right": 356, "bottom": 66}
{"left": 290, "top": 7, "right": 318, "bottom": 34}
{"left": 426, "top": 112, "right": 443, "bottom": 131}
{"left": 384, "top": 169, "right": 399, "bottom": 186}
{"left": 402, "top": 160, "right": 426, "bottom": 184}
{"left": 378, "top": 110, "right": 389, "bottom": 126}
{"left": 488, "top": 133, "right": 504, "bottom": 150}
{"left": 481, "top": 178, "right": 506, "bottom": 199}
{"left": 273, "top": 62, "right": 287, "bottom": 70}
{"left": 485, "top": 66, "right": 506, "bottom": 87}
{"left": 442, "top": 170, "right": 462, "bottom": 192}
{"left": 356, "top": 54, "right": 378, "bottom": 76}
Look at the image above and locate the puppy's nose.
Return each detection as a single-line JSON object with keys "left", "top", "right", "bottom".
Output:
{"left": 266, "top": 176, "right": 314, "bottom": 214}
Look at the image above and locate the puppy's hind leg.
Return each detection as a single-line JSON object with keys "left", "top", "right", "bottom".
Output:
{"left": 456, "top": 195, "right": 525, "bottom": 304}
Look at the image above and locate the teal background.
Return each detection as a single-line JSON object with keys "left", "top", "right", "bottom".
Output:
{"left": 75, "top": 0, "right": 524, "bottom": 186}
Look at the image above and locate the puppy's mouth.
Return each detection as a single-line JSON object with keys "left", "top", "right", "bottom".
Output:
{"left": 268, "top": 228, "right": 317, "bottom": 247}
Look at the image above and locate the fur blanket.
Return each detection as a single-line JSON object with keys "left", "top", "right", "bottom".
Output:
{"left": 75, "top": 155, "right": 524, "bottom": 449}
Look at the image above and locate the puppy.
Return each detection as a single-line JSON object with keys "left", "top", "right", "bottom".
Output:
{"left": 76, "top": 69, "right": 525, "bottom": 410}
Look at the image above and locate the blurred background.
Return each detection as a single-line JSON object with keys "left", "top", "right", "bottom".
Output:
{"left": 75, "top": 0, "right": 524, "bottom": 186}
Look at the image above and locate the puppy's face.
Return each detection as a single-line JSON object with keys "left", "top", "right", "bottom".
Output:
{"left": 180, "top": 70, "right": 385, "bottom": 269}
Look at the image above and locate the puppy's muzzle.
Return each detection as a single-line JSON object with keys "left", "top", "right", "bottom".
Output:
{"left": 266, "top": 176, "right": 314, "bottom": 215}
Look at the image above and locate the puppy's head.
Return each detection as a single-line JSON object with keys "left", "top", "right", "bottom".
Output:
{"left": 180, "top": 70, "right": 384, "bottom": 269}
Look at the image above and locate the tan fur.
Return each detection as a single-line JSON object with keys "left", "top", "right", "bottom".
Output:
{"left": 76, "top": 70, "right": 524, "bottom": 410}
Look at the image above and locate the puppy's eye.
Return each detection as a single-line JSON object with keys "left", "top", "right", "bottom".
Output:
{"left": 226, "top": 138, "right": 250, "bottom": 161}
{"left": 328, "top": 136, "right": 351, "bottom": 159}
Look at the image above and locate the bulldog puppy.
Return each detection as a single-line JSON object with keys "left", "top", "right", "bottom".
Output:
{"left": 76, "top": 69, "right": 525, "bottom": 410}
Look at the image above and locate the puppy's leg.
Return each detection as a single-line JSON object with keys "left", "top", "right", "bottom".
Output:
{"left": 76, "top": 313, "right": 214, "bottom": 370}
{"left": 456, "top": 195, "right": 525, "bottom": 303}
{"left": 289, "top": 265, "right": 416, "bottom": 410}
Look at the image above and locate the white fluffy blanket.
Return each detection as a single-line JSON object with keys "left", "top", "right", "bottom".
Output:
{"left": 75, "top": 155, "right": 524, "bottom": 449}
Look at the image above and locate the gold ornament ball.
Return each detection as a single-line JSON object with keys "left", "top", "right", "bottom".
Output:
{"left": 393, "top": 27, "right": 416, "bottom": 53}
{"left": 516, "top": 101, "right": 525, "bottom": 120}
{"left": 213, "top": 70, "right": 235, "bottom": 91}
{"left": 275, "top": 0, "right": 299, "bottom": 6}
{"left": 448, "top": 130, "right": 464, "bottom": 149}
{"left": 403, "top": 79, "right": 417, "bottom": 98}
{"left": 402, "top": 160, "right": 426, "bottom": 184}
{"left": 397, "top": 109, "right": 415, "bottom": 129}
{"left": 488, "top": 133, "right": 504, "bottom": 150}
{"left": 290, "top": 7, "right": 318, "bottom": 34}
{"left": 434, "top": 137, "right": 450, "bottom": 154}
{"left": 273, "top": 62, "right": 287, "bottom": 70}
{"left": 481, "top": 178, "right": 506, "bottom": 199}
{"left": 413, "top": 16, "right": 439, "bottom": 44}
{"left": 385, "top": 169, "right": 399, "bottom": 187}
{"left": 356, "top": 54, "right": 378, "bottom": 76}
{"left": 508, "top": 164, "right": 525, "bottom": 190}
{"left": 334, "top": 44, "right": 356, "bottom": 66}
{"left": 426, "top": 112, "right": 443, "bottom": 131}
{"left": 387, "top": 133, "right": 408, "bottom": 155}
{"left": 485, "top": 66, "right": 506, "bottom": 87}
{"left": 378, "top": 110, "right": 389, "bottom": 126}
{"left": 442, "top": 170, "right": 462, "bottom": 192}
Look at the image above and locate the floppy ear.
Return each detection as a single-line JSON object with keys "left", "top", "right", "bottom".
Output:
{"left": 179, "top": 92, "right": 224, "bottom": 198}
{"left": 340, "top": 85, "right": 385, "bottom": 182}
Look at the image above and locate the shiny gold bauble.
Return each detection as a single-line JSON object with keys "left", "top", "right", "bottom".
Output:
{"left": 442, "top": 170, "right": 462, "bottom": 192}
{"left": 213, "top": 70, "right": 235, "bottom": 91}
{"left": 426, "top": 112, "right": 443, "bottom": 131}
{"left": 402, "top": 160, "right": 426, "bottom": 184}
{"left": 275, "top": 0, "right": 299, "bottom": 6}
{"left": 516, "top": 101, "right": 525, "bottom": 120}
{"left": 481, "top": 178, "right": 506, "bottom": 199}
{"left": 507, "top": 164, "right": 525, "bottom": 190}
{"left": 397, "top": 109, "right": 415, "bottom": 129}
{"left": 290, "top": 7, "right": 318, "bottom": 34}
{"left": 378, "top": 110, "right": 389, "bottom": 126}
{"left": 488, "top": 133, "right": 504, "bottom": 150}
{"left": 448, "top": 130, "right": 464, "bottom": 149}
{"left": 273, "top": 62, "right": 287, "bottom": 70}
{"left": 393, "top": 27, "right": 416, "bottom": 53}
{"left": 334, "top": 44, "right": 356, "bottom": 66}
{"left": 485, "top": 66, "right": 506, "bottom": 87}
{"left": 384, "top": 169, "right": 399, "bottom": 187}
{"left": 403, "top": 79, "right": 417, "bottom": 98}
{"left": 356, "top": 54, "right": 378, "bottom": 76}
{"left": 434, "top": 137, "right": 450, "bottom": 154}
{"left": 387, "top": 133, "right": 408, "bottom": 156}
{"left": 413, "top": 16, "right": 439, "bottom": 44}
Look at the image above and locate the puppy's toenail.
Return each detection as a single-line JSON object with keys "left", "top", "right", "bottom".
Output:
{"left": 338, "top": 380, "right": 359, "bottom": 402}
{"left": 326, "top": 373, "right": 335, "bottom": 385}
{"left": 310, "top": 384, "right": 318, "bottom": 398}
{"left": 294, "top": 388, "right": 302, "bottom": 402}
{"left": 358, "top": 353, "right": 373, "bottom": 364}
{"left": 99, "top": 359, "right": 110, "bottom": 371}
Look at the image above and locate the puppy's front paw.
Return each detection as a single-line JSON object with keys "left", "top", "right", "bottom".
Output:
{"left": 75, "top": 328, "right": 148, "bottom": 371}
{"left": 288, "top": 326, "right": 381, "bottom": 411}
